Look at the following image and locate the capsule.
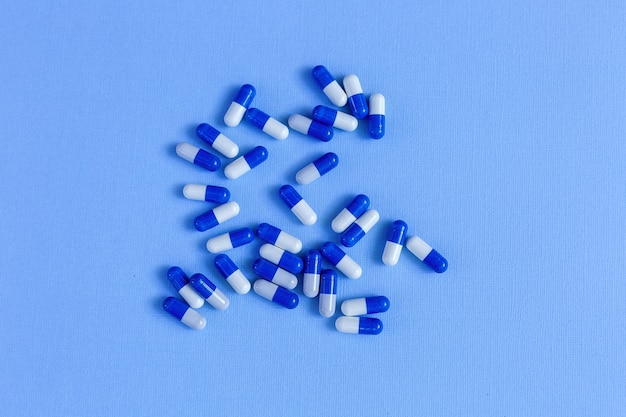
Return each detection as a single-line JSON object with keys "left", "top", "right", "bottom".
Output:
{"left": 224, "top": 146, "right": 268, "bottom": 179}
{"left": 312, "top": 105, "right": 358, "bottom": 131}
{"left": 335, "top": 316, "right": 383, "bottom": 335}
{"left": 246, "top": 108, "right": 289, "bottom": 140}
{"left": 196, "top": 123, "right": 239, "bottom": 158}
{"left": 319, "top": 269, "right": 337, "bottom": 318}
{"left": 312, "top": 65, "right": 348, "bottom": 107}
{"left": 288, "top": 114, "right": 334, "bottom": 142}
{"left": 189, "top": 273, "right": 230, "bottom": 310}
{"left": 295, "top": 152, "right": 339, "bottom": 185}
{"left": 331, "top": 194, "right": 370, "bottom": 233}
{"left": 259, "top": 243, "right": 303, "bottom": 274}
{"left": 341, "top": 296, "right": 390, "bottom": 316}
{"left": 320, "top": 242, "right": 362, "bottom": 279}
{"left": 343, "top": 74, "right": 368, "bottom": 119}
{"left": 382, "top": 220, "right": 408, "bottom": 266}
{"left": 175, "top": 142, "right": 220, "bottom": 172}
{"left": 224, "top": 84, "right": 256, "bottom": 127}
{"left": 253, "top": 279, "right": 299, "bottom": 309}
{"left": 340, "top": 209, "right": 380, "bottom": 247}
{"left": 256, "top": 223, "right": 302, "bottom": 254}
{"left": 183, "top": 184, "right": 230, "bottom": 203}
{"left": 368, "top": 93, "right": 385, "bottom": 139}
{"left": 405, "top": 235, "right": 448, "bottom": 273}
{"left": 166, "top": 266, "right": 204, "bottom": 309}
{"left": 163, "top": 297, "right": 206, "bottom": 330}
{"left": 252, "top": 258, "right": 298, "bottom": 290}
{"left": 303, "top": 250, "right": 321, "bottom": 298}
{"left": 214, "top": 254, "right": 251, "bottom": 295}
{"left": 206, "top": 227, "right": 255, "bottom": 253}
{"left": 279, "top": 185, "right": 317, "bottom": 226}
{"left": 194, "top": 201, "right": 240, "bottom": 232}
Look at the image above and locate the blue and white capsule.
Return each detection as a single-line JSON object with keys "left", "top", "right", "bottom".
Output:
{"left": 279, "top": 185, "right": 317, "bottom": 226}
{"left": 183, "top": 184, "right": 230, "bottom": 203}
{"left": 206, "top": 227, "right": 255, "bottom": 253}
{"left": 406, "top": 235, "right": 448, "bottom": 273}
{"left": 253, "top": 279, "right": 299, "bottom": 309}
{"left": 341, "top": 296, "right": 390, "bottom": 316}
{"left": 214, "top": 254, "right": 251, "bottom": 295}
{"left": 303, "top": 250, "right": 322, "bottom": 298}
{"left": 382, "top": 220, "right": 408, "bottom": 266}
{"left": 319, "top": 269, "right": 337, "bottom": 318}
{"left": 340, "top": 209, "right": 380, "bottom": 247}
{"left": 196, "top": 123, "right": 239, "bottom": 158}
{"left": 256, "top": 223, "right": 302, "bottom": 254}
{"left": 343, "top": 74, "right": 368, "bottom": 119}
{"left": 368, "top": 93, "right": 385, "bottom": 139}
{"left": 288, "top": 114, "right": 334, "bottom": 142}
{"left": 296, "top": 152, "right": 339, "bottom": 185}
{"left": 331, "top": 194, "right": 371, "bottom": 233}
{"left": 320, "top": 242, "right": 362, "bottom": 279}
{"left": 163, "top": 297, "right": 206, "bottom": 330}
{"left": 259, "top": 244, "right": 303, "bottom": 274}
{"left": 246, "top": 108, "right": 289, "bottom": 140}
{"left": 176, "top": 142, "right": 220, "bottom": 172}
{"left": 224, "top": 84, "right": 256, "bottom": 127}
{"left": 224, "top": 146, "right": 268, "bottom": 179}
{"left": 167, "top": 266, "right": 204, "bottom": 309}
{"left": 312, "top": 65, "right": 348, "bottom": 107}
{"left": 194, "top": 201, "right": 240, "bottom": 232}
{"left": 189, "top": 273, "right": 230, "bottom": 310}
{"left": 312, "top": 105, "right": 358, "bottom": 131}
{"left": 335, "top": 316, "right": 383, "bottom": 335}
{"left": 252, "top": 258, "right": 298, "bottom": 290}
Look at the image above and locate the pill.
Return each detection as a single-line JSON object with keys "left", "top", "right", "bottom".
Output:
{"left": 320, "top": 242, "right": 362, "bottom": 279}
{"left": 166, "top": 266, "right": 204, "bottom": 309}
{"left": 331, "top": 194, "right": 370, "bottom": 233}
{"left": 312, "top": 105, "right": 358, "bottom": 132}
{"left": 253, "top": 279, "right": 299, "bottom": 309}
{"left": 340, "top": 209, "right": 380, "bottom": 247}
{"left": 194, "top": 201, "right": 240, "bottom": 232}
{"left": 382, "top": 220, "right": 408, "bottom": 266}
{"left": 303, "top": 250, "right": 321, "bottom": 298}
{"left": 405, "top": 236, "right": 448, "bottom": 273}
{"left": 288, "top": 114, "right": 334, "bottom": 142}
{"left": 224, "top": 84, "right": 256, "bottom": 127}
{"left": 335, "top": 316, "right": 383, "bottom": 335}
{"left": 214, "top": 254, "right": 251, "bottom": 295}
{"left": 206, "top": 227, "right": 255, "bottom": 253}
{"left": 183, "top": 184, "right": 230, "bottom": 203}
{"left": 368, "top": 93, "right": 385, "bottom": 139}
{"left": 259, "top": 243, "right": 303, "bottom": 274}
{"left": 312, "top": 65, "right": 348, "bottom": 107}
{"left": 162, "top": 297, "right": 206, "bottom": 330}
{"left": 224, "top": 146, "right": 268, "bottom": 179}
{"left": 175, "top": 142, "right": 220, "bottom": 172}
{"left": 319, "top": 269, "right": 337, "bottom": 318}
{"left": 196, "top": 123, "right": 239, "bottom": 158}
{"left": 189, "top": 273, "right": 230, "bottom": 310}
{"left": 279, "top": 185, "right": 317, "bottom": 226}
{"left": 295, "top": 152, "right": 339, "bottom": 185}
{"left": 246, "top": 108, "right": 289, "bottom": 140}
{"left": 341, "top": 296, "right": 390, "bottom": 316}
{"left": 252, "top": 258, "right": 298, "bottom": 290}
{"left": 343, "top": 74, "right": 368, "bottom": 119}
{"left": 256, "top": 223, "right": 302, "bottom": 254}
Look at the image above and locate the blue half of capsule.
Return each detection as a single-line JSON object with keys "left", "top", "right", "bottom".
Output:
{"left": 303, "top": 250, "right": 321, "bottom": 274}
{"left": 275, "top": 250, "right": 303, "bottom": 274}
{"left": 214, "top": 254, "right": 239, "bottom": 278}
{"left": 234, "top": 84, "right": 256, "bottom": 107}
{"left": 243, "top": 146, "right": 268, "bottom": 169}
{"left": 423, "top": 249, "right": 448, "bottom": 273}
{"left": 256, "top": 223, "right": 281, "bottom": 243}
{"left": 313, "top": 152, "right": 339, "bottom": 176}
{"left": 366, "top": 296, "right": 391, "bottom": 314}
{"left": 319, "top": 269, "right": 337, "bottom": 295}
{"left": 194, "top": 149, "right": 220, "bottom": 171}
{"left": 194, "top": 209, "right": 219, "bottom": 232}
{"left": 162, "top": 296, "right": 188, "bottom": 320}
{"left": 252, "top": 258, "right": 280, "bottom": 281}
{"left": 196, "top": 123, "right": 221, "bottom": 145}
{"left": 358, "top": 317, "right": 383, "bottom": 335}
{"left": 204, "top": 186, "right": 230, "bottom": 203}
{"left": 246, "top": 108, "right": 271, "bottom": 129}
{"left": 368, "top": 114, "right": 385, "bottom": 139}
{"left": 312, "top": 65, "right": 335, "bottom": 89}
{"left": 229, "top": 227, "right": 255, "bottom": 247}
{"left": 347, "top": 194, "right": 370, "bottom": 217}
{"left": 272, "top": 286, "right": 299, "bottom": 309}
{"left": 167, "top": 266, "right": 189, "bottom": 291}
{"left": 387, "top": 220, "right": 408, "bottom": 245}
{"left": 312, "top": 105, "right": 338, "bottom": 125}
{"left": 189, "top": 273, "right": 217, "bottom": 298}
{"left": 279, "top": 185, "right": 303, "bottom": 209}
{"left": 320, "top": 242, "right": 346, "bottom": 266}
{"left": 307, "top": 118, "right": 334, "bottom": 141}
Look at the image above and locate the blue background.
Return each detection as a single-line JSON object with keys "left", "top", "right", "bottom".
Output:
{"left": 1, "top": 1, "right": 625, "bottom": 416}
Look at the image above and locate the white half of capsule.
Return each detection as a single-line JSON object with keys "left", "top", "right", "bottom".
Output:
{"left": 406, "top": 236, "right": 432, "bottom": 261}
{"left": 296, "top": 163, "right": 322, "bottom": 185}
{"left": 224, "top": 102, "right": 247, "bottom": 127}
{"left": 270, "top": 267, "right": 298, "bottom": 290}
{"left": 303, "top": 273, "right": 320, "bottom": 298}
{"left": 259, "top": 243, "right": 286, "bottom": 265}
{"left": 331, "top": 209, "right": 357, "bottom": 233}
{"left": 213, "top": 202, "right": 240, "bottom": 224}
{"left": 224, "top": 156, "right": 251, "bottom": 179}
{"left": 211, "top": 133, "right": 239, "bottom": 158}
{"left": 263, "top": 118, "right": 289, "bottom": 140}
{"left": 319, "top": 293, "right": 336, "bottom": 318}
{"left": 204, "top": 288, "right": 230, "bottom": 310}
{"left": 181, "top": 308, "right": 207, "bottom": 330}
{"left": 224, "top": 269, "right": 251, "bottom": 295}
{"left": 369, "top": 93, "right": 385, "bottom": 116}
{"left": 354, "top": 209, "right": 380, "bottom": 233}
{"left": 332, "top": 110, "right": 358, "bottom": 131}
{"left": 382, "top": 241, "right": 403, "bottom": 266}
{"left": 176, "top": 142, "right": 200, "bottom": 163}
{"left": 183, "top": 184, "right": 206, "bottom": 201}
{"left": 340, "top": 298, "right": 368, "bottom": 316}
{"left": 291, "top": 199, "right": 317, "bottom": 226}
{"left": 288, "top": 114, "right": 313, "bottom": 136}
{"left": 273, "top": 231, "right": 302, "bottom": 254}
{"left": 335, "top": 316, "right": 360, "bottom": 334}
{"left": 323, "top": 80, "right": 348, "bottom": 107}
{"left": 336, "top": 254, "right": 362, "bottom": 279}
{"left": 206, "top": 233, "right": 235, "bottom": 253}
{"left": 178, "top": 284, "right": 205, "bottom": 309}
{"left": 343, "top": 74, "right": 364, "bottom": 97}
{"left": 253, "top": 279, "right": 278, "bottom": 302}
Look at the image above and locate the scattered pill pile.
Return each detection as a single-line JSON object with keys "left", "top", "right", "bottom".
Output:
{"left": 164, "top": 65, "right": 448, "bottom": 334}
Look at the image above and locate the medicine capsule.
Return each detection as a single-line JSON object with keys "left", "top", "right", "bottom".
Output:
{"left": 319, "top": 269, "right": 337, "bottom": 318}
{"left": 175, "top": 142, "right": 220, "bottom": 172}
{"left": 194, "top": 201, "right": 240, "bottom": 232}
{"left": 259, "top": 243, "right": 303, "bottom": 274}
{"left": 368, "top": 93, "right": 385, "bottom": 139}
{"left": 183, "top": 184, "right": 230, "bottom": 203}
{"left": 312, "top": 105, "right": 358, "bottom": 132}
{"left": 189, "top": 273, "right": 230, "bottom": 310}
{"left": 340, "top": 209, "right": 380, "bottom": 247}
{"left": 196, "top": 123, "right": 239, "bottom": 158}
{"left": 253, "top": 279, "right": 299, "bottom": 309}
{"left": 302, "top": 249, "right": 322, "bottom": 298}
{"left": 288, "top": 114, "right": 334, "bottom": 142}
{"left": 166, "top": 266, "right": 204, "bottom": 309}
{"left": 224, "top": 146, "right": 268, "bottom": 179}
{"left": 214, "top": 254, "right": 251, "bottom": 295}
{"left": 246, "top": 108, "right": 289, "bottom": 140}
{"left": 340, "top": 296, "right": 390, "bottom": 316}
{"left": 279, "top": 185, "right": 317, "bottom": 226}
{"left": 405, "top": 235, "right": 448, "bottom": 273}
{"left": 382, "top": 220, "right": 408, "bottom": 266}
{"left": 256, "top": 223, "right": 302, "bottom": 254}
{"left": 252, "top": 258, "right": 298, "bottom": 290}
{"left": 312, "top": 65, "right": 348, "bottom": 107}
{"left": 163, "top": 297, "right": 206, "bottom": 330}
{"left": 320, "top": 242, "right": 362, "bottom": 279}
{"left": 343, "top": 74, "right": 368, "bottom": 119}
{"left": 224, "top": 84, "right": 256, "bottom": 127}
{"left": 296, "top": 152, "right": 339, "bottom": 185}
{"left": 335, "top": 316, "right": 383, "bottom": 335}
{"left": 206, "top": 227, "right": 255, "bottom": 253}
{"left": 331, "top": 194, "right": 370, "bottom": 233}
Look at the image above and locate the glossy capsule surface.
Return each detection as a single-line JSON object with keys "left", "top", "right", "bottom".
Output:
{"left": 312, "top": 65, "right": 348, "bottom": 107}
{"left": 214, "top": 254, "right": 251, "bottom": 294}
{"left": 253, "top": 279, "right": 299, "bottom": 309}
{"left": 341, "top": 296, "right": 390, "bottom": 316}
{"left": 319, "top": 269, "right": 337, "bottom": 318}
{"left": 296, "top": 152, "right": 339, "bottom": 185}
{"left": 252, "top": 258, "right": 298, "bottom": 290}
{"left": 259, "top": 243, "right": 303, "bottom": 274}
{"left": 183, "top": 184, "right": 230, "bottom": 203}
{"left": 302, "top": 250, "right": 321, "bottom": 298}
{"left": 163, "top": 297, "right": 206, "bottom": 330}
{"left": 335, "top": 316, "right": 383, "bottom": 335}
{"left": 382, "top": 220, "right": 408, "bottom": 266}
{"left": 194, "top": 201, "right": 240, "bottom": 232}
{"left": 189, "top": 273, "right": 230, "bottom": 310}
{"left": 206, "top": 227, "right": 255, "bottom": 253}
{"left": 256, "top": 223, "right": 302, "bottom": 254}
{"left": 320, "top": 242, "right": 362, "bottom": 279}
{"left": 224, "top": 146, "right": 268, "bottom": 179}
{"left": 406, "top": 235, "right": 448, "bottom": 273}
{"left": 331, "top": 194, "right": 370, "bottom": 233}
{"left": 167, "top": 266, "right": 204, "bottom": 309}
{"left": 196, "top": 123, "right": 239, "bottom": 158}
{"left": 343, "top": 74, "right": 368, "bottom": 119}
{"left": 288, "top": 114, "right": 333, "bottom": 142}
{"left": 340, "top": 209, "right": 380, "bottom": 247}
{"left": 246, "top": 108, "right": 289, "bottom": 140}
{"left": 176, "top": 142, "right": 220, "bottom": 172}
{"left": 312, "top": 105, "right": 358, "bottom": 132}
{"left": 279, "top": 185, "right": 317, "bottom": 226}
{"left": 368, "top": 93, "right": 385, "bottom": 139}
{"left": 224, "top": 84, "right": 256, "bottom": 127}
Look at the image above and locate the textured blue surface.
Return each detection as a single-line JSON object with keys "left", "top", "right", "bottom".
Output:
{"left": 1, "top": 1, "right": 625, "bottom": 416}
